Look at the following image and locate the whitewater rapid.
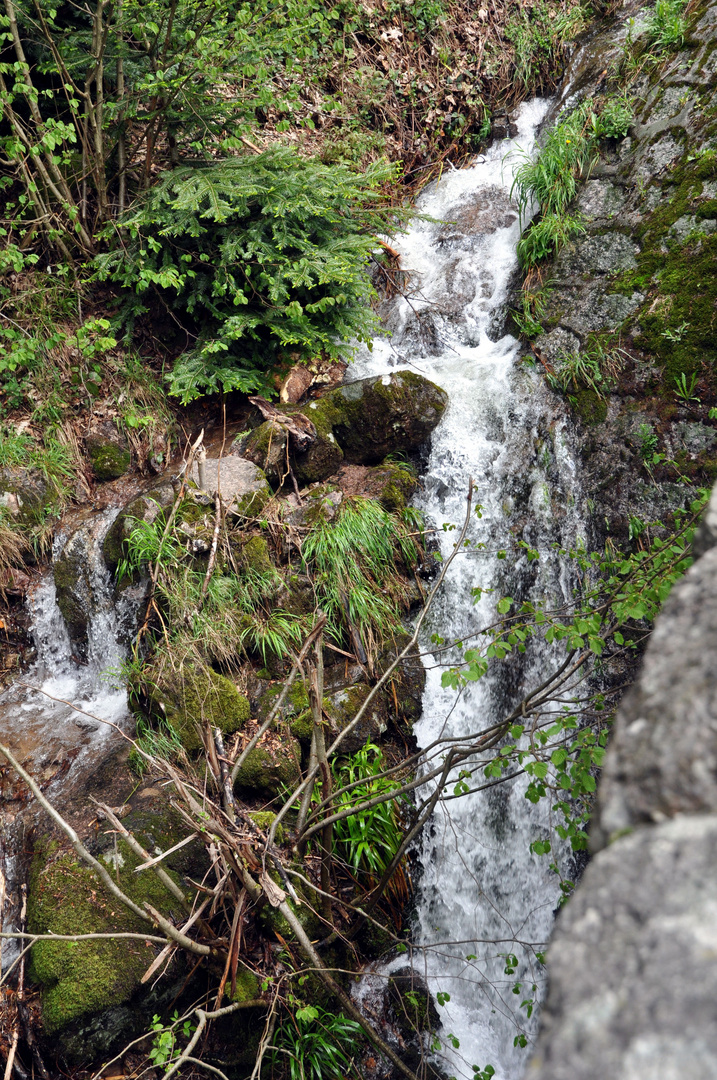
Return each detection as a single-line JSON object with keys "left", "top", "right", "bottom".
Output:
{"left": 351, "top": 98, "right": 584, "bottom": 1079}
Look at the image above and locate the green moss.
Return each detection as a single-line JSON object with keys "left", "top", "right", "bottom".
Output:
{"left": 572, "top": 388, "right": 608, "bottom": 425}
{"left": 248, "top": 811, "right": 285, "bottom": 842}
{"left": 28, "top": 838, "right": 182, "bottom": 1033}
{"left": 88, "top": 442, "right": 131, "bottom": 482}
{"left": 234, "top": 487, "right": 271, "bottom": 517}
{"left": 149, "top": 663, "right": 250, "bottom": 752}
{"left": 233, "top": 741, "right": 301, "bottom": 795}
{"left": 240, "top": 534, "right": 273, "bottom": 574}
{"left": 228, "top": 968, "right": 260, "bottom": 1003}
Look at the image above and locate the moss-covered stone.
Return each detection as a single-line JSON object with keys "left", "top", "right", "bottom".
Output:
{"left": 248, "top": 810, "right": 285, "bottom": 842}
{"left": 228, "top": 968, "right": 261, "bottom": 1003}
{"left": 87, "top": 440, "right": 131, "bottom": 482}
{"left": 233, "top": 740, "right": 301, "bottom": 796}
{"left": 27, "top": 837, "right": 182, "bottom": 1034}
{"left": 294, "top": 372, "right": 448, "bottom": 476}
{"left": 148, "top": 662, "right": 250, "bottom": 752}
{"left": 239, "top": 534, "right": 274, "bottom": 573}
{"left": 325, "top": 682, "right": 388, "bottom": 753}
{"left": 241, "top": 421, "right": 288, "bottom": 485}
{"left": 0, "top": 467, "right": 52, "bottom": 525}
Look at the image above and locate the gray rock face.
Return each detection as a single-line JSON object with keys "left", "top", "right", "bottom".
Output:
{"left": 529, "top": 485, "right": 717, "bottom": 1078}
{"left": 527, "top": 814, "right": 717, "bottom": 1080}
{"left": 592, "top": 543, "right": 717, "bottom": 849}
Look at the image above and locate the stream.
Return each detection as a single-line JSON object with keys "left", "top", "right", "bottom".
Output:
{"left": 350, "top": 98, "right": 585, "bottom": 1079}
{"left": 0, "top": 95, "right": 590, "bottom": 1080}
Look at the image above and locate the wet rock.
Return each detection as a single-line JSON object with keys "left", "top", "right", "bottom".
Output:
{"left": 296, "top": 371, "right": 448, "bottom": 479}
{"left": 85, "top": 423, "right": 131, "bottom": 481}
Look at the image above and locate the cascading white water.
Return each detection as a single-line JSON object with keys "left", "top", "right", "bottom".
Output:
{"left": 0, "top": 509, "right": 135, "bottom": 967}
{"left": 351, "top": 99, "right": 586, "bottom": 1079}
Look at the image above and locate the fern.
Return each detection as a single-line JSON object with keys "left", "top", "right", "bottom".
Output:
{"left": 96, "top": 150, "right": 404, "bottom": 402}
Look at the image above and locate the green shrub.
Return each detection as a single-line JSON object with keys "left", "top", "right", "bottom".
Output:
{"left": 96, "top": 150, "right": 403, "bottom": 403}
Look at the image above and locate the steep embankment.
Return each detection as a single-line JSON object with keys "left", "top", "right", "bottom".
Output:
{"left": 518, "top": 0, "right": 717, "bottom": 1074}
{"left": 517, "top": 0, "right": 717, "bottom": 538}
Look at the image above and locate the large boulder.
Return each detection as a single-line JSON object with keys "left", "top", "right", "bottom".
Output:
{"left": 528, "top": 483, "right": 717, "bottom": 1079}
{"left": 292, "top": 371, "right": 447, "bottom": 482}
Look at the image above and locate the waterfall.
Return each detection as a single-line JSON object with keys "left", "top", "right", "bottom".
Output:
{"left": 0, "top": 509, "right": 134, "bottom": 968}
{"left": 351, "top": 99, "right": 585, "bottom": 1079}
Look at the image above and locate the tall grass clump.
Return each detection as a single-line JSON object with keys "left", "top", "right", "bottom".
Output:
{"left": 511, "top": 96, "right": 633, "bottom": 269}
{"left": 642, "top": 0, "right": 689, "bottom": 52}
{"left": 330, "top": 741, "right": 411, "bottom": 899}
{"left": 302, "top": 497, "right": 419, "bottom": 660}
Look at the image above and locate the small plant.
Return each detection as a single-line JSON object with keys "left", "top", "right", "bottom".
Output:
{"left": 636, "top": 422, "right": 659, "bottom": 463}
{"left": 271, "top": 1003, "right": 362, "bottom": 1080}
{"left": 511, "top": 287, "right": 551, "bottom": 338}
{"left": 331, "top": 741, "right": 410, "bottom": 887}
{"left": 148, "top": 1011, "right": 196, "bottom": 1072}
{"left": 643, "top": 0, "right": 689, "bottom": 52}
{"left": 661, "top": 321, "right": 689, "bottom": 342}
{"left": 674, "top": 371, "right": 700, "bottom": 402}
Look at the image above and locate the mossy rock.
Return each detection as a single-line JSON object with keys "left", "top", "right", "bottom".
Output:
{"left": 87, "top": 440, "right": 131, "bottom": 482}
{"left": 241, "top": 421, "right": 288, "bottom": 485}
{"left": 233, "top": 739, "right": 301, "bottom": 796}
{"left": 378, "top": 632, "right": 426, "bottom": 725}
{"left": 103, "top": 481, "right": 175, "bottom": 576}
{"left": 228, "top": 967, "right": 261, "bottom": 1003}
{"left": 27, "top": 837, "right": 183, "bottom": 1035}
{"left": 248, "top": 810, "right": 285, "bottom": 843}
{"left": 326, "top": 682, "right": 389, "bottom": 753}
{"left": 237, "top": 534, "right": 274, "bottom": 573}
{"left": 148, "top": 662, "right": 250, "bottom": 752}
{"left": 284, "top": 484, "right": 342, "bottom": 527}
{"left": 0, "top": 466, "right": 52, "bottom": 525}
{"left": 294, "top": 372, "right": 448, "bottom": 475}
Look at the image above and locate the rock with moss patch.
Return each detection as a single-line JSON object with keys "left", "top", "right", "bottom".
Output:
{"left": 0, "top": 467, "right": 51, "bottom": 525}
{"left": 294, "top": 372, "right": 447, "bottom": 479}
{"left": 86, "top": 426, "right": 131, "bottom": 482}
{"left": 103, "top": 480, "right": 176, "bottom": 576}
{"left": 240, "top": 421, "right": 288, "bottom": 485}
{"left": 283, "top": 484, "right": 342, "bottom": 527}
{"left": 326, "top": 682, "right": 389, "bottom": 753}
{"left": 190, "top": 454, "right": 271, "bottom": 514}
{"left": 148, "top": 662, "right": 250, "bottom": 752}
{"left": 233, "top": 740, "right": 301, "bottom": 796}
{"left": 27, "top": 837, "right": 183, "bottom": 1037}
